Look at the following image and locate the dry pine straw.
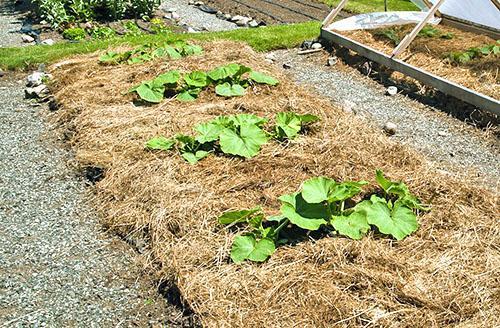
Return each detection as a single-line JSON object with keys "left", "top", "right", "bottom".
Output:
{"left": 50, "top": 41, "right": 499, "bottom": 327}
{"left": 342, "top": 24, "right": 500, "bottom": 100}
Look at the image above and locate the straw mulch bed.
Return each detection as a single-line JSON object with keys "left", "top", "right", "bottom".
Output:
{"left": 341, "top": 25, "right": 499, "bottom": 100}
{"left": 50, "top": 41, "right": 499, "bottom": 327}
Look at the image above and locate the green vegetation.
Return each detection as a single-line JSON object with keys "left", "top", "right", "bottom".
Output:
{"left": 322, "top": 0, "right": 418, "bottom": 13}
{"left": 375, "top": 25, "right": 454, "bottom": 46}
{"left": 0, "top": 21, "right": 321, "bottom": 70}
{"left": 33, "top": 0, "right": 160, "bottom": 28}
{"left": 100, "top": 40, "right": 203, "bottom": 65}
{"left": 447, "top": 41, "right": 500, "bottom": 64}
{"left": 89, "top": 26, "right": 117, "bottom": 39}
{"left": 220, "top": 170, "right": 428, "bottom": 263}
{"left": 62, "top": 27, "right": 86, "bottom": 40}
{"left": 146, "top": 112, "right": 319, "bottom": 163}
{"left": 131, "top": 64, "right": 278, "bottom": 103}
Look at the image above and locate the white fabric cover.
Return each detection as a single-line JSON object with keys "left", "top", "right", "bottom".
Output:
{"left": 327, "top": 11, "right": 441, "bottom": 31}
{"left": 411, "top": 0, "right": 500, "bottom": 29}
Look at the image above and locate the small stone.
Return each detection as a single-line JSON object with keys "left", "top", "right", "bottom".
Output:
{"left": 248, "top": 20, "right": 259, "bottom": 28}
{"left": 171, "top": 12, "right": 180, "bottom": 20}
{"left": 230, "top": 15, "right": 246, "bottom": 22}
{"left": 301, "top": 40, "right": 313, "bottom": 49}
{"left": 198, "top": 5, "right": 217, "bottom": 14}
{"left": 283, "top": 62, "right": 292, "bottom": 69}
{"left": 438, "top": 131, "right": 448, "bottom": 137}
{"left": 387, "top": 86, "right": 398, "bottom": 96}
{"left": 83, "top": 22, "right": 93, "bottom": 29}
{"left": 264, "top": 59, "right": 274, "bottom": 64}
{"left": 0, "top": 69, "right": 4, "bottom": 78}
{"left": 194, "top": 1, "right": 204, "bottom": 6}
{"left": 235, "top": 19, "right": 251, "bottom": 27}
{"left": 341, "top": 100, "right": 357, "bottom": 114}
{"left": 327, "top": 56, "right": 338, "bottom": 66}
{"left": 41, "top": 39, "right": 54, "bottom": 45}
{"left": 163, "top": 7, "right": 177, "bottom": 13}
{"left": 22, "top": 34, "right": 35, "bottom": 43}
{"left": 187, "top": 27, "right": 198, "bottom": 33}
{"left": 265, "top": 53, "right": 276, "bottom": 62}
{"left": 25, "top": 84, "right": 48, "bottom": 99}
{"left": 223, "top": 13, "right": 232, "bottom": 20}
{"left": 188, "top": 0, "right": 195, "bottom": 4}
{"left": 311, "top": 42, "right": 323, "bottom": 50}
{"left": 383, "top": 122, "right": 397, "bottom": 135}
{"left": 27, "top": 71, "right": 45, "bottom": 87}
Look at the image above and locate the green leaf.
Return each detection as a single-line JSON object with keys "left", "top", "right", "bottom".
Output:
{"left": 194, "top": 122, "right": 225, "bottom": 143}
{"left": 99, "top": 51, "right": 120, "bottom": 63}
{"left": 208, "top": 63, "right": 242, "bottom": 81}
{"left": 184, "top": 71, "right": 209, "bottom": 88}
{"left": 181, "top": 44, "right": 203, "bottom": 56}
{"left": 298, "top": 114, "right": 320, "bottom": 123}
{"left": 375, "top": 170, "right": 426, "bottom": 210}
{"left": 164, "top": 45, "right": 182, "bottom": 59}
{"left": 230, "top": 235, "right": 275, "bottom": 263}
{"left": 218, "top": 207, "right": 262, "bottom": 225}
{"left": 356, "top": 195, "right": 419, "bottom": 241}
{"left": 176, "top": 88, "right": 200, "bottom": 102}
{"left": 155, "top": 70, "right": 181, "bottom": 85}
{"left": 279, "top": 193, "right": 328, "bottom": 230}
{"left": 230, "top": 114, "right": 268, "bottom": 127}
{"left": 219, "top": 124, "right": 268, "bottom": 158}
{"left": 181, "top": 150, "right": 209, "bottom": 164}
{"left": 145, "top": 137, "right": 175, "bottom": 151}
{"left": 135, "top": 83, "right": 164, "bottom": 103}
{"left": 215, "top": 83, "right": 246, "bottom": 97}
{"left": 301, "top": 177, "right": 337, "bottom": 204}
{"left": 328, "top": 181, "right": 368, "bottom": 202}
{"left": 249, "top": 71, "right": 279, "bottom": 86}
{"left": 275, "top": 112, "right": 319, "bottom": 139}
{"left": 330, "top": 211, "right": 370, "bottom": 240}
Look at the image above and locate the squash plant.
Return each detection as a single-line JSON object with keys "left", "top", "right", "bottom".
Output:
{"left": 99, "top": 40, "right": 203, "bottom": 65}
{"left": 219, "top": 170, "right": 428, "bottom": 263}
{"left": 130, "top": 64, "right": 280, "bottom": 103}
{"left": 146, "top": 112, "right": 319, "bottom": 163}
{"left": 447, "top": 41, "right": 500, "bottom": 64}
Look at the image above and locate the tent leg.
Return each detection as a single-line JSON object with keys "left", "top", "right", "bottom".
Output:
{"left": 391, "top": 0, "right": 447, "bottom": 58}
{"left": 322, "top": 0, "right": 349, "bottom": 28}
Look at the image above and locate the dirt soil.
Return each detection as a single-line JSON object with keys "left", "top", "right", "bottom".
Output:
{"left": 204, "top": 0, "right": 331, "bottom": 24}
{"left": 49, "top": 41, "right": 499, "bottom": 327}
{"left": 338, "top": 24, "right": 500, "bottom": 100}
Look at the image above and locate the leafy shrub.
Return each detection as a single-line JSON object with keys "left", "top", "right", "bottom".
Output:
{"left": 129, "top": 0, "right": 161, "bottom": 18}
{"left": 219, "top": 170, "right": 428, "bottom": 263}
{"left": 89, "top": 26, "right": 116, "bottom": 39}
{"left": 62, "top": 27, "right": 86, "bottom": 40}
{"left": 150, "top": 18, "right": 170, "bottom": 34}
{"left": 34, "top": 0, "right": 69, "bottom": 29}
{"left": 375, "top": 28, "right": 400, "bottom": 46}
{"left": 145, "top": 112, "right": 319, "bottom": 163}
{"left": 123, "top": 21, "right": 143, "bottom": 36}
{"left": 447, "top": 41, "right": 500, "bottom": 64}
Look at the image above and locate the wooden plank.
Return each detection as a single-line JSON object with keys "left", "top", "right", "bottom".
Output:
{"left": 322, "top": 0, "right": 349, "bottom": 27}
{"left": 391, "top": 0, "right": 447, "bottom": 58}
{"left": 421, "top": 0, "right": 441, "bottom": 17}
{"left": 320, "top": 28, "right": 500, "bottom": 116}
{"left": 491, "top": 0, "right": 500, "bottom": 10}
{"left": 441, "top": 14, "right": 500, "bottom": 39}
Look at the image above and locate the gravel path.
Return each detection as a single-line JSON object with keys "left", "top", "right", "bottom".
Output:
{"left": 0, "top": 75, "right": 189, "bottom": 327}
{"left": 0, "top": 0, "right": 24, "bottom": 47}
{"left": 271, "top": 50, "right": 500, "bottom": 190}
{"left": 160, "top": 0, "right": 237, "bottom": 32}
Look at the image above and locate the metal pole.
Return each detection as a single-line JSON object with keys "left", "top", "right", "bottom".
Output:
{"left": 384, "top": 0, "right": 388, "bottom": 11}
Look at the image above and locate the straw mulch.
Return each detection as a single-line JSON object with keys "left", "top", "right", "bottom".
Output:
{"left": 342, "top": 25, "right": 499, "bottom": 100}
{"left": 50, "top": 41, "right": 499, "bottom": 327}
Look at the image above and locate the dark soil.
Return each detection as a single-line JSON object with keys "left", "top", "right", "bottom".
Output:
{"left": 204, "top": 0, "right": 331, "bottom": 24}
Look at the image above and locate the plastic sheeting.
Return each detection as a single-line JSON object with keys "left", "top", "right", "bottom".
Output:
{"left": 411, "top": 0, "right": 500, "bottom": 29}
{"left": 327, "top": 11, "right": 441, "bottom": 31}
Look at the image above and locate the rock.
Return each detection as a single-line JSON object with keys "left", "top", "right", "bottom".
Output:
{"left": 383, "top": 122, "right": 397, "bottom": 135}
{"left": 311, "top": 42, "right": 323, "bottom": 50}
{"left": 0, "top": 69, "right": 4, "bottom": 78}
{"left": 327, "top": 56, "right": 338, "bottom": 66}
{"left": 341, "top": 100, "right": 357, "bottom": 114}
{"left": 283, "top": 62, "right": 292, "bottom": 69}
{"left": 83, "top": 22, "right": 93, "bottom": 29}
{"left": 300, "top": 40, "right": 314, "bottom": 49}
{"left": 187, "top": 27, "right": 198, "bottom": 33}
{"left": 171, "top": 12, "right": 181, "bottom": 20}
{"left": 25, "top": 84, "right": 48, "bottom": 99}
{"left": 386, "top": 86, "right": 398, "bottom": 96}
{"left": 198, "top": 5, "right": 217, "bottom": 14}
{"left": 438, "top": 130, "right": 448, "bottom": 137}
{"left": 265, "top": 53, "right": 276, "bottom": 62}
{"left": 264, "top": 59, "right": 274, "bottom": 64}
{"left": 235, "top": 19, "right": 250, "bottom": 27}
{"left": 188, "top": 0, "right": 195, "bottom": 4}
{"left": 163, "top": 7, "right": 177, "bottom": 13}
{"left": 27, "top": 71, "right": 45, "bottom": 87}
{"left": 22, "top": 34, "right": 35, "bottom": 43}
{"left": 361, "top": 61, "right": 372, "bottom": 75}
{"left": 248, "top": 20, "right": 259, "bottom": 28}
{"left": 216, "top": 11, "right": 224, "bottom": 18}
{"left": 194, "top": 1, "right": 204, "bottom": 6}
{"left": 48, "top": 98, "right": 59, "bottom": 111}
{"left": 223, "top": 13, "right": 232, "bottom": 20}
{"left": 230, "top": 15, "right": 247, "bottom": 22}
{"left": 41, "top": 39, "right": 54, "bottom": 46}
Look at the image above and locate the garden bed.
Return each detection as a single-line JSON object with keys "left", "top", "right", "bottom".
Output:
{"left": 338, "top": 24, "right": 499, "bottom": 99}
{"left": 50, "top": 40, "right": 498, "bottom": 327}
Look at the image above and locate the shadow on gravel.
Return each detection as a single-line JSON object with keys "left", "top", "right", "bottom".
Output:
{"left": 327, "top": 42, "right": 500, "bottom": 133}
{"left": 159, "top": 281, "right": 201, "bottom": 327}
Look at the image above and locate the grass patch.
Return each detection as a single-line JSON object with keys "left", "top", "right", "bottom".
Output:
{"left": 322, "top": 0, "right": 418, "bottom": 13}
{"left": 0, "top": 22, "right": 320, "bottom": 70}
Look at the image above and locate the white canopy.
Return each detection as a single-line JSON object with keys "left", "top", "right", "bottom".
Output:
{"left": 411, "top": 0, "right": 500, "bottom": 30}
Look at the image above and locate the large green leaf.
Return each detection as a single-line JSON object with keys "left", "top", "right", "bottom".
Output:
{"left": 230, "top": 114, "right": 268, "bottom": 127}
{"left": 99, "top": 51, "right": 120, "bottom": 64}
{"left": 181, "top": 44, "right": 203, "bottom": 56}
{"left": 135, "top": 83, "right": 164, "bottom": 103}
{"left": 249, "top": 71, "right": 279, "bottom": 86}
{"left": 145, "top": 137, "right": 175, "bottom": 151}
{"left": 215, "top": 83, "right": 246, "bottom": 97}
{"left": 376, "top": 170, "right": 426, "bottom": 210}
{"left": 181, "top": 150, "right": 209, "bottom": 164}
{"left": 184, "top": 71, "right": 209, "bottom": 88}
{"left": 275, "top": 112, "right": 319, "bottom": 139}
{"left": 208, "top": 63, "right": 242, "bottom": 81}
{"left": 164, "top": 45, "right": 182, "bottom": 59}
{"left": 230, "top": 235, "right": 275, "bottom": 263}
{"left": 279, "top": 192, "right": 328, "bottom": 230}
{"left": 155, "top": 70, "right": 181, "bottom": 86}
{"left": 328, "top": 181, "right": 368, "bottom": 202}
{"left": 356, "top": 195, "right": 419, "bottom": 241}
{"left": 219, "top": 124, "right": 268, "bottom": 158}
{"left": 330, "top": 211, "right": 370, "bottom": 240}
{"left": 177, "top": 88, "right": 201, "bottom": 102}
{"left": 194, "top": 122, "right": 225, "bottom": 143}
{"left": 301, "top": 177, "right": 337, "bottom": 204}
{"left": 218, "top": 207, "right": 261, "bottom": 225}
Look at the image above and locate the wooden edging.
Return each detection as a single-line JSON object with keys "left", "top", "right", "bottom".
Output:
{"left": 320, "top": 28, "right": 500, "bottom": 116}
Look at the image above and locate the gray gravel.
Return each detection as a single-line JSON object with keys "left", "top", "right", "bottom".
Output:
{"left": 160, "top": 0, "right": 237, "bottom": 32}
{"left": 0, "top": 76, "right": 186, "bottom": 326}
{"left": 0, "top": 0, "right": 24, "bottom": 48}
{"left": 272, "top": 50, "right": 500, "bottom": 190}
